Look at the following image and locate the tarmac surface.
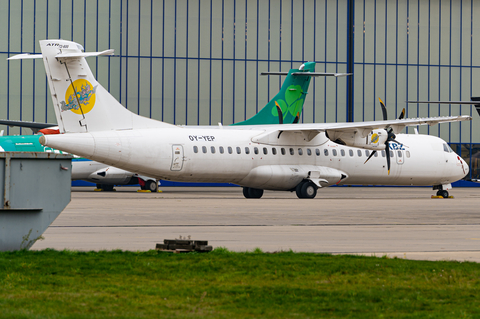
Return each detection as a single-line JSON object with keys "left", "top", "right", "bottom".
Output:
{"left": 32, "top": 186, "right": 480, "bottom": 263}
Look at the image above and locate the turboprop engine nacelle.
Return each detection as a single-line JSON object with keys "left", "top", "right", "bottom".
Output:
{"left": 238, "top": 165, "right": 347, "bottom": 190}
{"left": 326, "top": 128, "right": 388, "bottom": 150}
{"left": 88, "top": 167, "right": 134, "bottom": 184}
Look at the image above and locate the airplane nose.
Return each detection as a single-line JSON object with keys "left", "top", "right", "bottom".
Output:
{"left": 462, "top": 157, "right": 470, "bottom": 175}
{"left": 456, "top": 155, "right": 469, "bottom": 177}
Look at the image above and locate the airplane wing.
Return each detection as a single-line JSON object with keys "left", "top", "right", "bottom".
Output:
{"left": 0, "top": 119, "right": 57, "bottom": 134}
{"left": 407, "top": 100, "right": 480, "bottom": 116}
{"left": 250, "top": 115, "right": 471, "bottom": 143}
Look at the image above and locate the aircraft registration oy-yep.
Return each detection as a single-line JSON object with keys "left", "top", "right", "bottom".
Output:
{"left": 8, "top": 40, "right": 471, "bottom": 198}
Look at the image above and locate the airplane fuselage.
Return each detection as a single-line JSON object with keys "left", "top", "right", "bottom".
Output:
{"left": 42, "top": 126, "right": 468, "bottom": 191}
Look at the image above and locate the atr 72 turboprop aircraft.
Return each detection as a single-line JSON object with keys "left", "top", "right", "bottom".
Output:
{"left": 8, "top": 40, "right": 471, "bottom": 199}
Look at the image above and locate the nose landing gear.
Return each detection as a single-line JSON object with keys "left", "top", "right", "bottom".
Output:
{"left": 433, "top": 184, "right": 452, "bottom": 198}
{"left": 436, "top": 190, "right": 449, "bottom": 198}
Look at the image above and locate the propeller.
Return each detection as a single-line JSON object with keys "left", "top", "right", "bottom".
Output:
{"left": 364, "top": 98, "right": 406, "bottom": 175}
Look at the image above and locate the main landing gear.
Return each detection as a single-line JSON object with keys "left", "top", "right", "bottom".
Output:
{"left": 295, "top": 180, "right": 317, "bottom": 199}
{"left": 141, "top": 180, "right": 158, "bottom": 192}
{"left": 243, "top": 187, "right": 264, "bottom": 198}
{"left": 242, "top": 181, "right": 319, "bottom": 199}
{"left": 96, "top": 184, "right": 115, "bottom": 191}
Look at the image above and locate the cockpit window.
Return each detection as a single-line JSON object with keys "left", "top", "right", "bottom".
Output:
{"left": 443, "top": 143, "right": 453, "bottom": 153}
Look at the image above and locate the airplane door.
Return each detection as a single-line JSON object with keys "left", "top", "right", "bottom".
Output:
{"left": 170, "top": 145, "right": 184, "bottom": 171}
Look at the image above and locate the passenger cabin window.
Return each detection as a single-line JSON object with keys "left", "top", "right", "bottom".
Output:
{"left": 332, "top": 149, "right": 337, "bottom": 156}
{"left": 228, "top": 147, "right": 233, "bottom": 154}
{"left": 272, "top": 148, "right": 277, "bottom": 155}
{"left": 245, "top": 147, "right": 250, "bottom": 154}
{"left": 406, "top": 150, "right": 411, "bottom": 158}
{"left": 349, "top": 149, "right": 354, "bottom": 157}
{"left": 263, "top": 147, "right": 268, "bottom": 155}
{"left": 219, "top": 146, "right": 224, "bottom": 154}
{"left": 289, "top": 148, "right": 295, "bottom": 155}
{"left": 340, "top": 149, "right": 345, "bottom": 157}
{"left": 365, "top": 150, "right": 370, "bottom": 157}
{"left": 254, "top": 147, "right": 259, "bottom": 155}
{"left": 211, "top": 146, "right": 216, "bottom": 154}
{"left": 298, "top": 148, "right": 303, "bottom": 155}
{"left": 193, "top": 146, "right": 198, "bottom": 153}
{"left": 202, "top": 146, "right": 207, "bottom": 154}
{"left": 281, "top": 148, "right": 286, "bottom": 155}
{"left": 324, "top": 149, "right": 329, "bottom": 156}
{"left": 390, "top": 151, "right": 394, "bottom": 157}
{"left": 357, "top": 150, "right": 362, "bottom": 157}
{"left": 236, "top": 147, "right": 241, "bottom": 154}
{"left": 374, "top": 151, "right": 378, "bottom": 157}
{"left": 397, "top": 151, "right": 402, "bottom": 157}
{"left": 381, "top": 150, "right": 385, "bottom": 157}
{"left": 316, "top": 149, "right": 320, "bottom": 156}
{"left": 307, "top": 148, "right": 312, "bottom": 156}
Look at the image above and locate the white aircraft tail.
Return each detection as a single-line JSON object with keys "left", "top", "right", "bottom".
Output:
{"left": 9, "top": 40, "right": 170, "bottom": 133}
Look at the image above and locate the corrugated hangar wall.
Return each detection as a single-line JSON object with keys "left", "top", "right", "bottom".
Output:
{"left": 0, "top": 0, "right": 480, "bottom": 178}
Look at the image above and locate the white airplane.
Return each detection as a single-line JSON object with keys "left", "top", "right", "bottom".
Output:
{"left": 8, "top": 40, "right": 471, "bottom": 199}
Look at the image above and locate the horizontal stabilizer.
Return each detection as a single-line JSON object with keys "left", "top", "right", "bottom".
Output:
{"left": 7, "top": 54, "right": 43, "bottom": 60}
{"left": 291, "top": 72, "right": 351, "bottom": 77}
{"left": 261, "top": 71, "right": 351, "bottom": 77}
{"left": 55, "top": 49, "right": 114, "bottom": 59}
{"left": 7, "top": 49, "right": 114, "bottom": 61}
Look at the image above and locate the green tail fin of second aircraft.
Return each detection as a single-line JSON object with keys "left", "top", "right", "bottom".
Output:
{"left": 232, "top": 62, "right": 316, "bottom": 126}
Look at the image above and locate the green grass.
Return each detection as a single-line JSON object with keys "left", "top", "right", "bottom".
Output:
{"left": 0, "top": 249, "right": 479, "bottom": 318}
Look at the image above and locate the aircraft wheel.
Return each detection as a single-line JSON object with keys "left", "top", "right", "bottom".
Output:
{"left": 436, "top": 190, "right": 449, "bottom": 198}
{"left": 243, "top": 187, "right": 264, "bottom": 199}
{"left": 100, "top": 184, "right": 115, "bottom": 192}
{"left": 296, "top": 181, "right": 317, "bottom": 199}
{"left": 144, "top": 180, "right": 157, "bottom": 192}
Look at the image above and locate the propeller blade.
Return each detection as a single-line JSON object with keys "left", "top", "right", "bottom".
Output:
{"left": 364, "top": 150, "right": 377, "bottom": 164}
{"left": 379, "top": 98, "right": 387, "bottom": 121}
{"left": 398, "top": 108, "right": 405, "bottom": 120}
{"left": 386, "top": 143, "right": 391, "bottom": 175}
{"left": 275, "top": 101, "right": 283, "bottom": 124}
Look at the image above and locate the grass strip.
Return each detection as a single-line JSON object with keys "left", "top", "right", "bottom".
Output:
{"left": 0, "top": 248, "right": 479, "bottom": 318}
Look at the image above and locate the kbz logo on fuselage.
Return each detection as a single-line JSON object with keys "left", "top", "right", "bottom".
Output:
{"left": 389, "top": 143, "right": 405, "bottom": 150}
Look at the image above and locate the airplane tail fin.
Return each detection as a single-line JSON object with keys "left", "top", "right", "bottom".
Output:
{"left": 8, "top": 40, "right": 169, "bottom": 133}
{"left": 232, "top": 62, "right": 350, "bottom": 125}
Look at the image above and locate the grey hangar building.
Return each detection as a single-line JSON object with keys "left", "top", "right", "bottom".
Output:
{"left": 0, "top": 0, "right": 479, "bottom": 182}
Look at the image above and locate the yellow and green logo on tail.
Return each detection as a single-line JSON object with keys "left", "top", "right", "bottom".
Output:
{"left": 61, "top": 79, "right": 97, "bottom": 114}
